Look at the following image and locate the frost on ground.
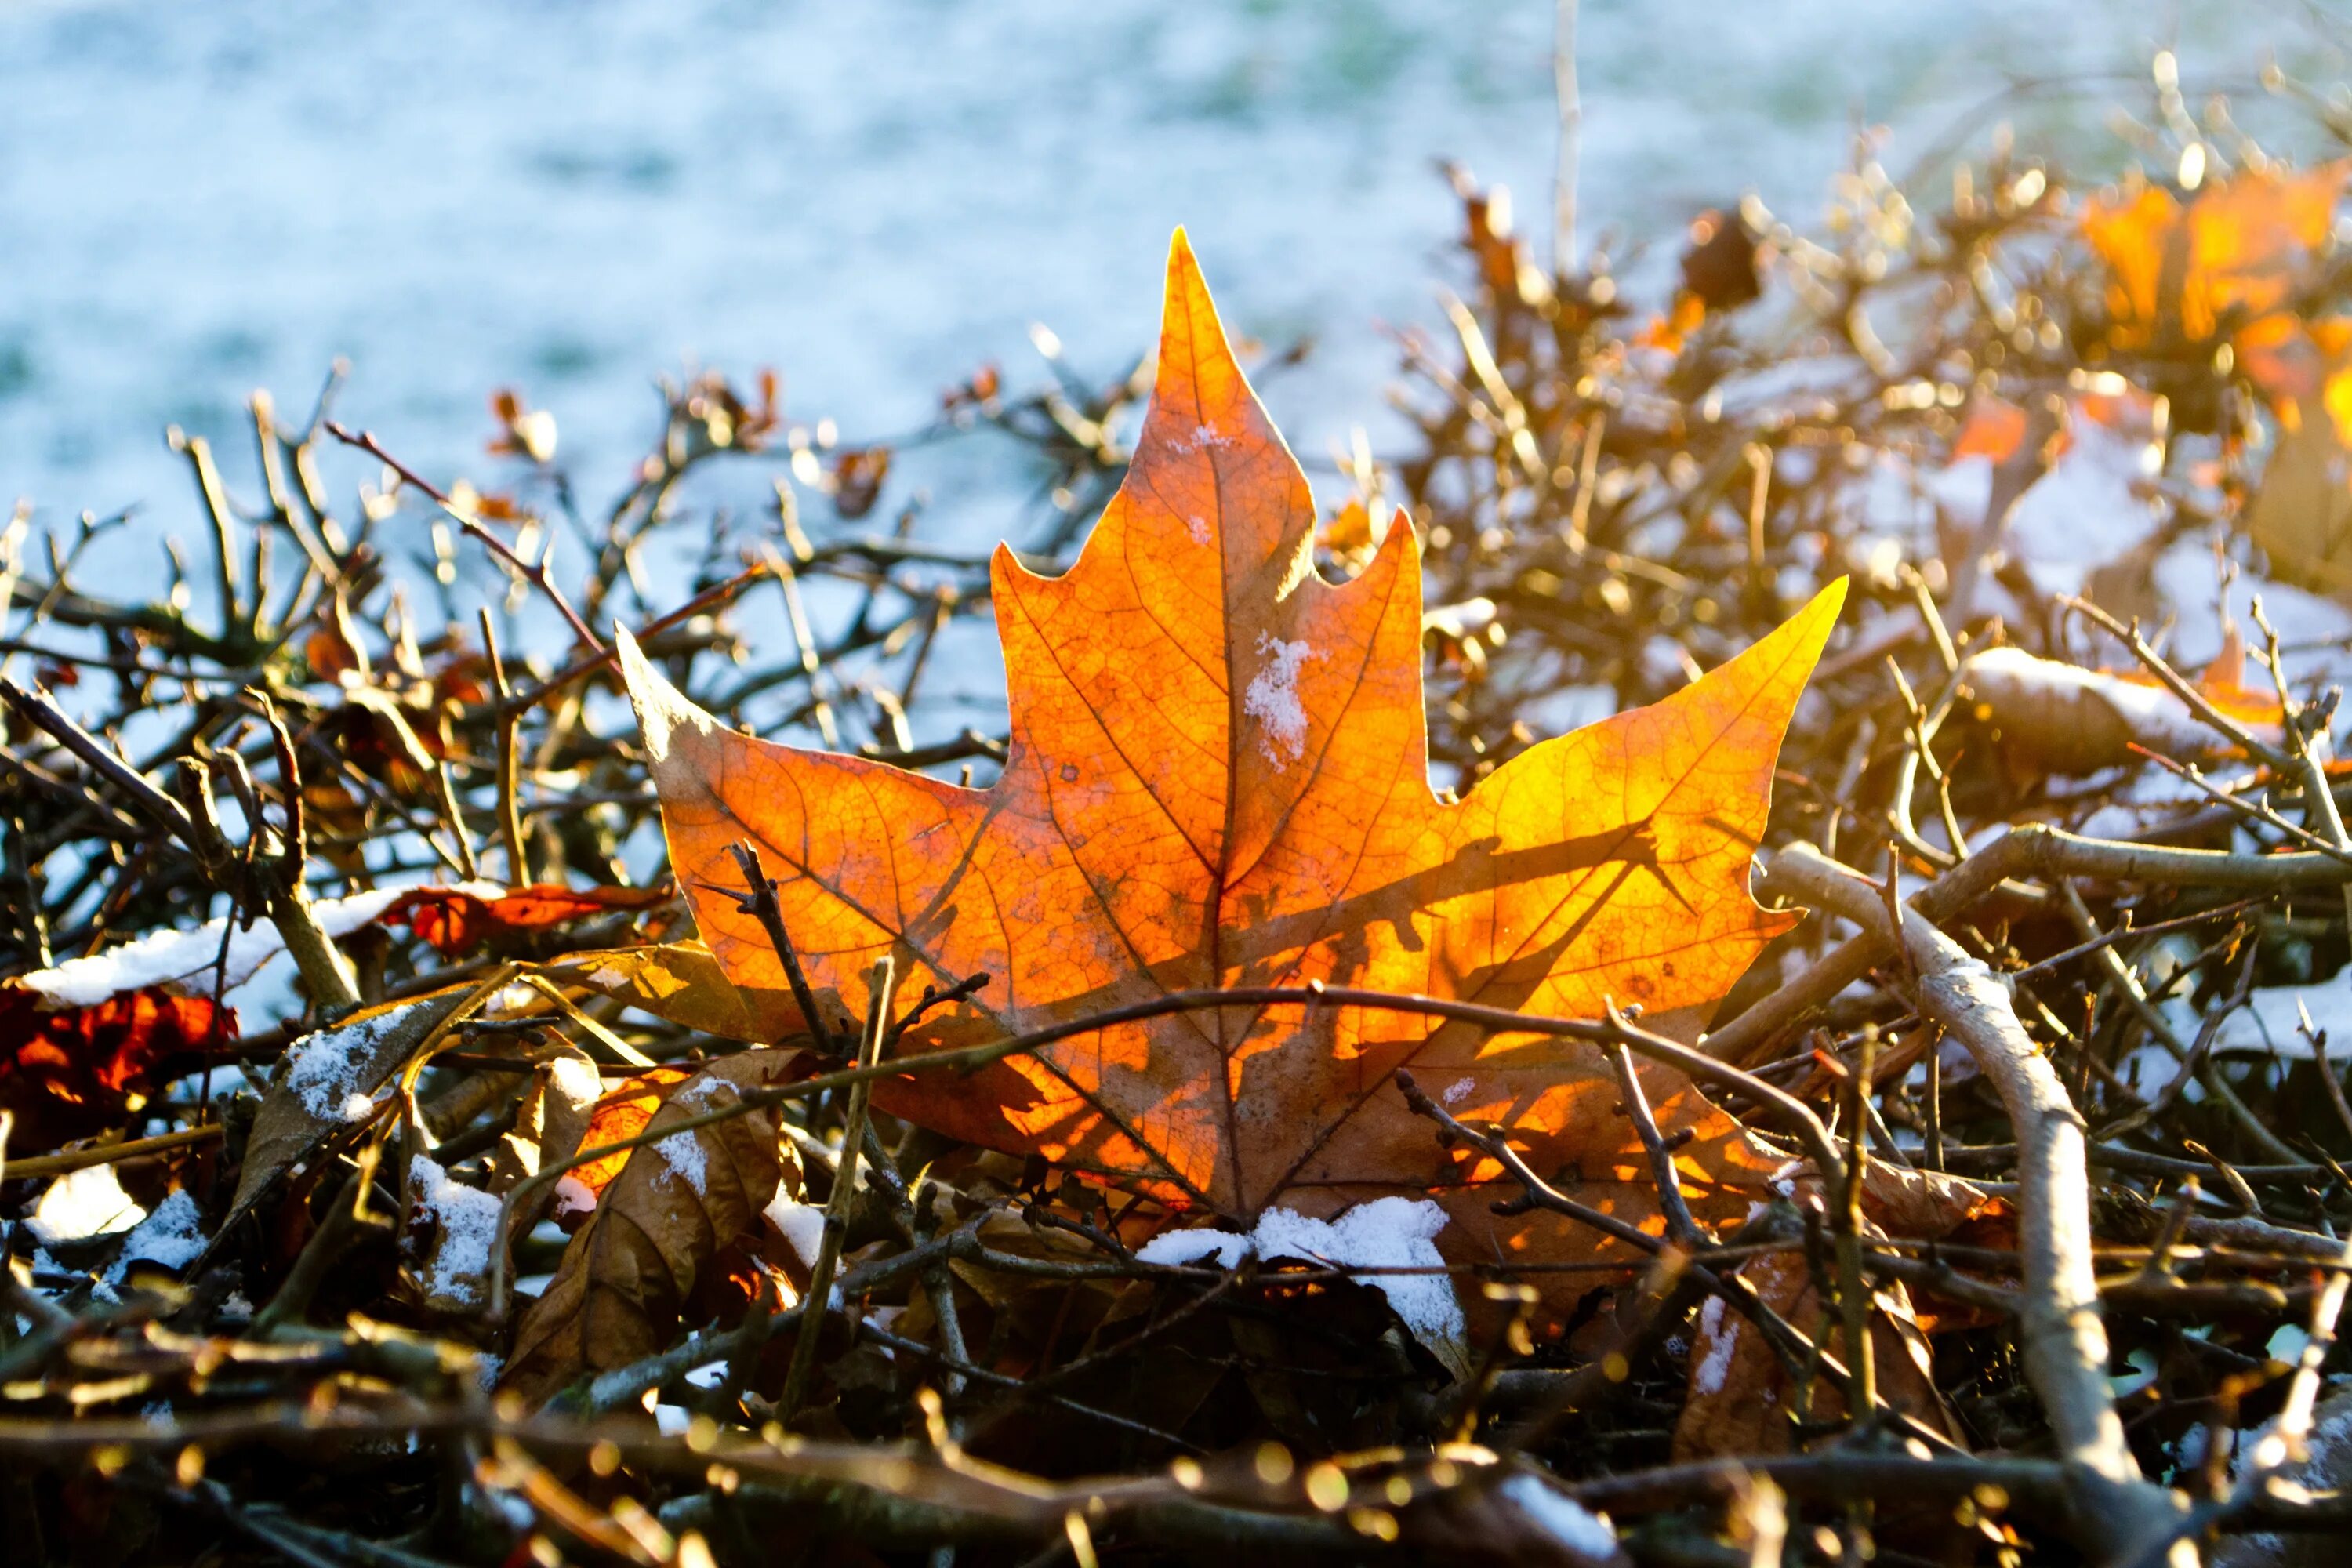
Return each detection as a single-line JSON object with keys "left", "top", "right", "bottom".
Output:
{"left": 1136, "top": 1196, "right": 1468, "bottom": 1376}
{"left": 1496, "top": 1474, "right": 1620, "bottom": 1563}
{"left": 107, "top": 1189, "right": 208, "bottom": 1282}
{"left": 409, "top": 1153, "right": 505, "bottom": 1305}
{"left": 20, "top": 886, "right": 402, "bottom": 1007}
{"left": 281, "top": 1002, "right": 420, "bottom": 1121}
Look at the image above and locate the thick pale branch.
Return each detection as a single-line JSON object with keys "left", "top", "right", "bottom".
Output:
{"left": 1759, "top": 843, "right": 2184, "bottom": 1563}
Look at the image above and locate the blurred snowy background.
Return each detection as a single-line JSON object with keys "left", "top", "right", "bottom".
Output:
{"left": 0, "top": 0, "right": 2338, "bottom": 550}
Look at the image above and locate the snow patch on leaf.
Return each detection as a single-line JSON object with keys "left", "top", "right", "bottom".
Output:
{"left": 1243, "top": 632, "right": 1319, "bottom": 766}
{"left": 762, "top": 1194, "right": 827, "bottom": 1267}
{"left": 411, "top": 1153, "right": 505, "bottom": 1305}
{"left": 1691, "top": 1295, "right": 1737, "bottom": 1395}
{"left": 107, "top": 1189, "right": 207, "bottom": 1281}
{"left": 552, "top": 1174, "right": 597, "bottom": 1218}
{"left": 656, "top": 1130, "right": 707, "bottom": 1193}
{"left": 653, "top": 1076, "right": 731, "bottom": 1193}
{"left": 283, "top": 1005, "right": 417, "bottom": 1122}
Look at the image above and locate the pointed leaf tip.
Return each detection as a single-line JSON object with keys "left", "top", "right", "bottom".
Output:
{"left": 614, "top": 623, "right": 716, "bottom": 774}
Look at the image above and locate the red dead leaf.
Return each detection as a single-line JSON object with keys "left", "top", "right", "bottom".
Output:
{"left": 0, "top": 984, "right": 237, "bottom": 1152}
{"left": 620, "top": 235, "right": 1842, "bottom": 1312}
{"left": 382, "top": 883, "right": 668, "bottom": 957}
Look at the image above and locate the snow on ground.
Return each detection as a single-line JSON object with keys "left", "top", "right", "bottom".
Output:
{"left": 1138, "top": 1195, "right": 1467, "bottom": 1375}
{"left": 0, "top": 1, "right": 2319, "bottom": 649}
{"left": 408, "top": 1152, "right": 505, "bottom": 1304}
{"left": 2152, "top": 978, "right": 2352, "bottom": 1065}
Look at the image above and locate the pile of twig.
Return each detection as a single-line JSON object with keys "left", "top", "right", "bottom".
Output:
{"left": 9, "top": 62, "right": 2352, "bottom": 1568}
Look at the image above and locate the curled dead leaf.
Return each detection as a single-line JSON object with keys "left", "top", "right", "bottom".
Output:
{"left": 230, "top": 989, "right": 469, "bottom": 1217}
{"left": 1676, "top": 1160, "right": 1996, "bottom": 1461}
{"left": 1960, "top": 642, "right": 2283, "bottom": 775}
{"left": 1674, "top": 1248, "right": 1960, "bottom": 1461}
{"left": 484, "top": 1047, "right": 606, "bottom": 1232}
{"left": 499, "top": 1051, "right": 803, "bottom": 1408}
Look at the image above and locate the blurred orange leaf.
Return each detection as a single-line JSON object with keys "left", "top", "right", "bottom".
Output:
{"left": 2084, "top": 164, "right": 2345, "bottom": 356}
{"left": 1951, "top": 393, "right": 2030, "bottom": 463}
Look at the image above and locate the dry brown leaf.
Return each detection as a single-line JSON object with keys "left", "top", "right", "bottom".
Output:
{"left": 1674, "top": 1247, "right": 1960, "bottom": 1461}
{"left": 499, "top": 1051, "right": 803, "bottom": 1407}
{"left": 1675, "top": 1161, "right": 1996, "bottom": 1460}
{"left": 620, "top": 234, "right": 1844, "bottom": 1331}
{"left": 230, "top": 990, "right": 468, "bottom": 1216}
{"left": 1858, "top": 1160, "right": 1998, "bottom": 1240}
{"left": 549, "top": 942, "right": 764, "bottom": 1042}
{"left": 1960, "top": 642, "right": 2284, "bottom": 775}
{"left": 484, "top": 1047, "right": 605, "bottom": 1231}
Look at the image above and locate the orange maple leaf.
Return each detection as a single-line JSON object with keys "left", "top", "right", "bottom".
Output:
{"left": 618, "top": 235, "right": 1842, "bottom": 1302}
